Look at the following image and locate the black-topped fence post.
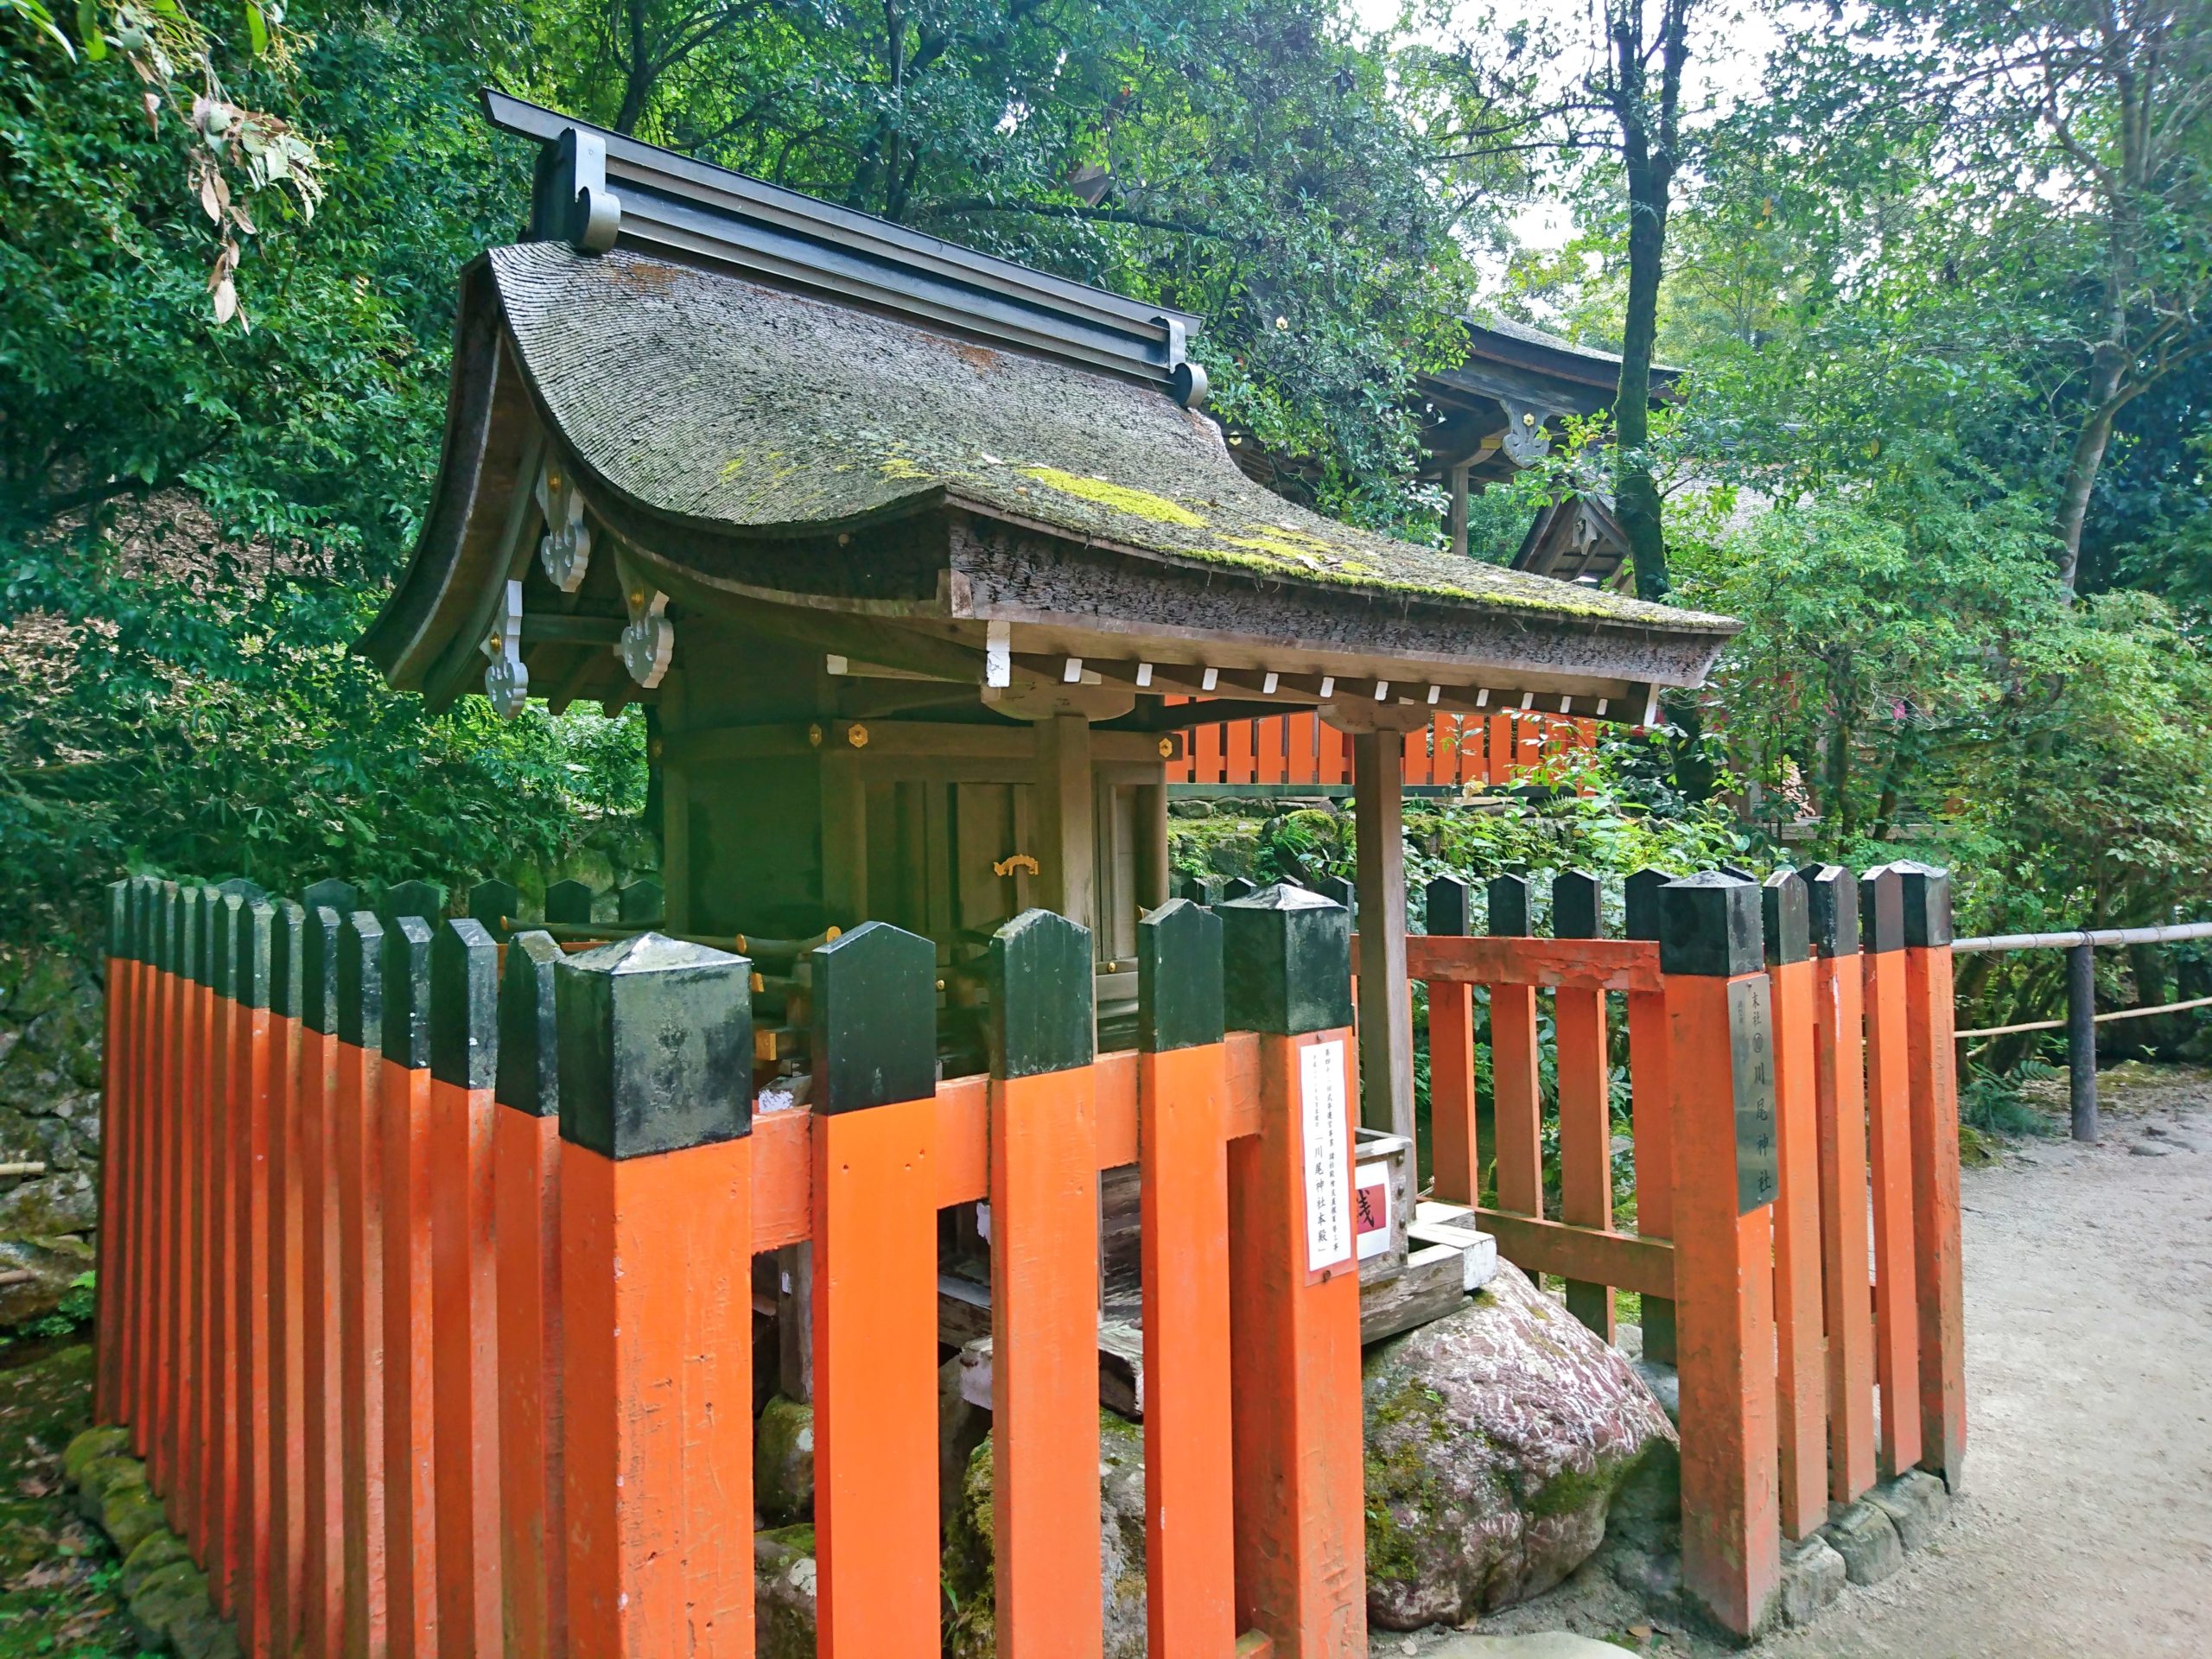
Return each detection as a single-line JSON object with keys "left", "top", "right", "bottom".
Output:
{"left": 544, "top": 880, "right": 595, "bottom": 929}
{"left": 467, "top": 880, "right": 523, "bottom": 942}
{"left": 493, "top": 931, "right": 566, "bottom": 1659}
{"left": 1216, "top": 880, "right": 1365, "bottom": 1653}
{"left": 1552, "top": 868, "right": 1612, "bottom": 1338}
{"left": 333, "top": 910, "right": 388, "bottom": 1658}
{"left": 982, "top": 908, "right": 1104, "bottom": 1653}
{"left": 806, "top": 919, "right": 943, "bottom": 1651}
{"left": 1658, "top": 870, "right": 1781, "bottom": 1637}
{"left": 555, "top": 931, "right": 756, "bottom": 1653}
{"left": 1623, "top": 866, "right": 1675, "bottom": 1364}
{"left": 1426, "top": 872, "right": 1478, "bottom": 1206}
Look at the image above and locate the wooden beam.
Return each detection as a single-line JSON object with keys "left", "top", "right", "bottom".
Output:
{"left": 1035, "top": 714, "right": 1095, "bottom": 934}
{"left": 1400, "top": 933, "right": 1663, "bottom": 993}
{"left": 1351, "top": 731, "right": 1413, "bottom": 1140}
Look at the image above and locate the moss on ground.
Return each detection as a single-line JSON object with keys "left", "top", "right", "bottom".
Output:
{"left": 0, "top": 1344, "right": 141, "bottom": 1657}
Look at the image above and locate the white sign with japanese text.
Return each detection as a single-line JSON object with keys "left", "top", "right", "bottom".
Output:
{"left": 1300, "top": 1039, "right": 1353, "bottom": 1274}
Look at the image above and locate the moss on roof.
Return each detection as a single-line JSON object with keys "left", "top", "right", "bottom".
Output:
{"left": 491, "top": 245, "right": 1732, "bottom": 633}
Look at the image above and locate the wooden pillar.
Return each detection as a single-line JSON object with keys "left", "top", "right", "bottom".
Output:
{"left": 985, "top": 909, "right": 1103, "bottom": 1657}
{"left": 1425, "top": 874, "right": 1479, "bottom": 1206}
{"left": 1219, "top": 884, "right": 1366, "bottom": 1657}
{"left": 96, "top": 881, "right": 132, "bottom": 1427}
{"left": 1351, "top": 728, "right": 1413, "bottom": 1139}
{"left": 810, "top": 922, "right": 942, "bottom": 1657}
{"left": 335, "top": 911, "right": 391, "bottom": 1659}
{"left": 1660, "top": 873, "right": 1781, "bottom": 1639}
{"left": 819, "top": 740, "right": 867, "bottom": 930}
{"left": 1861, "top": 866, "right": 1923, "bottom": 1478}
{"left": 232, "top": 899, "right": 277, "bottom": 1655}
{"left": 1554, "top": 870, "right": 1613, "bottom": 1339}
{"left": 1487, "top": 874, "right": 1544, "bottom": 1217}
{"left": 1807, "top": 866, "right": 1876, "bottom": 1503}
{"left": 381, "top": 916, "right": 440, "bottom": 1659}
{"left": 1448, "top": 460, "right": 1471, "bottom": 560}
{"left": 496, "top": 932, "right": 568, "bottom": 1659}
{"left": 2066, "top": 942, "right": 2098, "bottom": 1141}
{"left": 1136, "top": 900, "right": 1237, "bottom": 1656}
{"left": 264, "top": 902, "right": 307, "bottom": 1659}
{"left": 1899, "top": 864, "right": 1967, "bottom": 1490}
{"left": 432, "top": 920, "right": 504, "bottom": 1658}
{"left": 1761, "top": 871, "right": 1826, "bottom": 1541}
{"left": 1624, "top": 868, "right": 1675, "bottom": 1365}
{"left": 1036, "top": 713, "right": 1096, "bottom": 932}
{"left": 1137, "top": 779, "right": 1171, "bottom": 910}
{"left": 558, "top": 933, "right": 757, "bottom": 1656}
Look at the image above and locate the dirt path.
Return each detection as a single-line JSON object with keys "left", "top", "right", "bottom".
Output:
{"left": 1750, "top": 1070, "right": 2212, "bottom": 1659}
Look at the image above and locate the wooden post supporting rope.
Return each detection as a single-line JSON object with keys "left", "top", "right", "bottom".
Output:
{"left": 380, "top": 915, "right": 441, "bottom": 1659}
{"left": 231, "top": 899, "right": 276, "bottom": 1655}
{"left": 1425, "top": 874, "right": 1478, "bottom": 1207}
{"left": 809, "top": 921, "right": 942, "bottom": 1658}
{"left": 1806, "top": 868, "right": 1876, "bottom": 1503}
{"left": 1624, "top": 869, "right": 1676, "bottom": 1366}
{"left": 1860, "top": 867, "right": 1923, "bottom": 1478}
{"left": 298, "top": 887, "right": 355, "bottom": 1659}
{"left": 986, "top": 908, "right": 1103, "bottom": 1659}
{"left": 558, "top": 933, "right": 757, "bottom": 1656}
{"left": 96, "top": 882, "right": 132, "bottom": 1428}
{"left": 1554, "top": 870, "right": 1614, "bottom": 1340}
{"left": 1136, "top": 899, "right": 1238, "bottom": 1657}
{"left": 1487, "top": 874, "right": 1544, "bottom": 1217}
{"left": 1761, "top": 872, "right": 1826, "bottom": 1541}
{"left": 495, "top": 933, "right": 568, "bottom": 1659}
{"left": 1220, "top": 883, "right": 1367, "bottom": 1658}
{"left": 265, "top": 901, "right": 308, "bottom": 1659}
{"left": 431, "top": 920, "right": 504, "bottom": 1658}
{"left": 335, "top": 911, "right": 391, "bottom": 1659}
{"left": 1660, "top": 873, "right": 1782, "bottom": 1639}
{"left": 1899, "top": 864, "right": 1967, "bottom": 1490}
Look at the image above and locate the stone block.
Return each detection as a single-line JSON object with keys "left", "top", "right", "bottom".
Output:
{"left": 73, "top": 1452, "right": 144, "bottom": 1524}
{"left": 120, "top": 1528, "right": 194, "bottom": 1599}
{"left": 60, "top": 1425, "right": 129, "bottom": 1485}
{"left": 1867, "top": 1468, "right": 1951, "bottom": 1553}
{"left": 105, "top": 1482, "right": 169, "bottom": 1557}
{"left": 126, "top": 1558, "right": 213, "bottom": 1654}
{"left": 1777, "top": 1533, "right": 1847, "bottom": 1624}
{"left": 1821, "top": 1497, "right": 1904, "bottom": 1585}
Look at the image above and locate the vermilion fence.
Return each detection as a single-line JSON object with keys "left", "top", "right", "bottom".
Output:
{"left": 1172, "top": 709, "right": 1599, "bottom": 788}
{"left": 1389, "top": 861, "right": 1965, "bottom": 1632}
{"left": 92, "top": 860, "right": 1961, "bottom": 1649}
{"left": 94, "top": 876, "right": 1369, "bottom": 1657}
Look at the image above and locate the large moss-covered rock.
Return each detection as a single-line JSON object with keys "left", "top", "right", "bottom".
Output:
{"left": 942, "top": 1411, "right": 1148, "bottom": 1658}
{"left": 1362, "top": 1261, "right": 1676, "bottom": 1630}
{"left": 755, "top": 1395, "right": 815, "bottom": 1526}
{"left": 755, "top": 1525, "right": 818, "bottom": 1659}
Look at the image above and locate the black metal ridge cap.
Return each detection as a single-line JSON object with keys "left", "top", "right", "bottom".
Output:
{"left": 482, "top": 89, "right": 1204, "bottom": 395}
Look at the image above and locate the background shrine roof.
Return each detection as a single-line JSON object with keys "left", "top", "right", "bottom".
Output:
{"left": 487, "top": 242, "right": 1732, "bottom": 634}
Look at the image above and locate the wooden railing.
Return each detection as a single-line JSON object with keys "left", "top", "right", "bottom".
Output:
{"left": 1171, "top": 708, "right": 1598, "bottom": 788}
{"left": 92, "top": 875, "right": 1366, "bottom": 1658}
{"left": 89, "top": 861, "right": 1963, "bottom": 1648}
{"left": 1383, "top": 861, "right": 1966, "bottom": 1634}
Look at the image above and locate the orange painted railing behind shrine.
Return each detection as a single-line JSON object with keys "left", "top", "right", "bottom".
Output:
{"left": 92, "top": 861, "right": 1963, "bottom": 1649}
{"left": 1173, "top": 708, "right": 1599, "bottom": 788}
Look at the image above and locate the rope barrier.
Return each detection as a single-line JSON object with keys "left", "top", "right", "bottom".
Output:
{"left": 1954, "top": 990, "right": 2212, "bottom": 1042}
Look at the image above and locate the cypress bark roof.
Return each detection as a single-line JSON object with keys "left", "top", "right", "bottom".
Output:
{"left": 490, "top": 243, "right": 1729, "bottom": 636}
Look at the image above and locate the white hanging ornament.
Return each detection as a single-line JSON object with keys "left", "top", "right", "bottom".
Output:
{"left": 616, "top": 554, "right": 673, "bottom": 689}
{"left": 536, "top": 462, "right": 591, "bottom": 593}
{"left": 480, "top": 578, "right": 529, "bottom": 718}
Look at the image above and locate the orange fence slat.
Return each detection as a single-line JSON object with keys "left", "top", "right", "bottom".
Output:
{"left": 1763, "top": 882, "right": 1827, "bottom": 1543}
{"left": 1862, "top": 870, "right": 1923, "bottom": 1478}
{"left": 335, "top": 914, "right": 391, "bottom": 1659}
{"left": 379, "top": 922, "right": 440, "bottom": 1659}
{"left": 1808, "top": 869, "right": 1877, "bottom": 1504}
{"left": 1553, "top": 874, "right": 1612, "bottom": 1340}
{"left": 1901, "top": 870, "right": 1967, "bottom": 1490}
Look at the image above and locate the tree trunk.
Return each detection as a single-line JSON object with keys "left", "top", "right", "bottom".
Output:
{"left": 1610, "top": 6, "right": 1674, "bottom": 603}
{"left": 2052, "top": 349, "right": 2128, "bottom": 594}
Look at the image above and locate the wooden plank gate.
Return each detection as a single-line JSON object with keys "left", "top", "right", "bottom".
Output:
{"left": 91, "top": 859, "right": 1964, "bottom": 1649}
